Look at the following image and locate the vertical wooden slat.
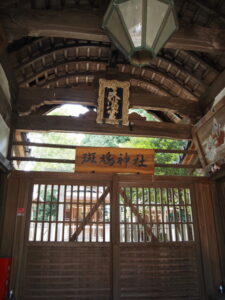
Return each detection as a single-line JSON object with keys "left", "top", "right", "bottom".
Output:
{"left": 136, "top": 187, "right": 140, "bottom": 242}
{"left": 212, "top": 180, "right": 225, "bottom": 282}
{"left": 48, "top": 185, "right": 53, "bottom": 242}
{"left": 34, "top": 184, "right": 40, "bottom": 242}
{"left": 103, "top": 185, "right": 105, "bottom": 242}
{"left": 111, "top": 174, "right": 120, "bottom": 300}
{"left": 130, "top": 187, "right": 133, "bottom": 243}
{"left": 76, "top": 185, "right": 79, "bottom": 240}
{"left": 62, "top": 185, "right": 67, "bottom": 241}
{"left": 55, "top": 185, "right": 60, "bottom": 242}
{"left": 83, "top": 185, "right": 86, "bottom": 242}
{"left": 194, "top": 182, "right": 221, "bottom": 298}
{"left": 142, "top": 187, "right": 146, "bottom": 242}
{"left": 178, "top": 188, "right": 184, "bottom": 242}
{"left": 69, "top": 185, "right": 73, "bottom": 240}
{"left": 41, "top": 185, "right": 47, "bottom": 242}
{"left": 10, "top": 177, "right": 33, "bottom": 298}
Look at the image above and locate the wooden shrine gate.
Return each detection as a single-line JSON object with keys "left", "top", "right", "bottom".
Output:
{"left": 9, "top": 172, "right": 206, "bottom": 300}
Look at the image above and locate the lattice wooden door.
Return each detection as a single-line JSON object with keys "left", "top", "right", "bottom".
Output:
{"left": 20, "top": 175, "right": 112, "bottom": 300}
{"left": 12, "top": 173, "right": 204, "bottom": 300}
{"left": 115, "top": 178, "right": 204, "bottom": 300}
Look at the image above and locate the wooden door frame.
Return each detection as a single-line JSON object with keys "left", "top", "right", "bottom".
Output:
{"left": 6, "top": 171, "right": 220, "bottom": 299}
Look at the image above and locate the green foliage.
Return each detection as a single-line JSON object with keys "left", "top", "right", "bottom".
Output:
{"left": 26, "top": 132, "right": 80, "bottom": 172}
{"left": 81, "top": 135, "right": 130, "bottom": 147}
{"left": 122, "top": 137, "right": 188, "bottom": 176}
{"left": 37, "top": 188, "right": 58, "bottom": 221}
{"left": 21, "top": 106, "right": 191, "bottom": 176}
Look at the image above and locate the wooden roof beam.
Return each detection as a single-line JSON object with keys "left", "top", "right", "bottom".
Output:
{"left": 200, "top": 69, "right": 225, "bottom": 110}
{"left": 0, "top": 152, "right": 13, "bottom": 173}
{"left": 15, "top": 111, "right": 193, "bottom": 140}
{"left": 17, "top": 87, "right": 202, "bottom": 121}
{"left": 2, "top": 8, "right": 225, "bottom": 53}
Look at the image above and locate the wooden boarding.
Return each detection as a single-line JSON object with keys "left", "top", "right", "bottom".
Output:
{"left": 5, "top": 172, "right": 213, "bottom": 299}
{"left": 18, "top": 87, "right": 201, "bottom": 120}
{"left": 15, "top": 112, "right": 193, "bottom": 140}
{"left": 76, "top": 147, "right": 154, "bottom": 174}
{"left": 193, "top": 98, "right": 225, "bottom": 172}
{"left": 2, "top": 9, "right": 225, "bottom": 53}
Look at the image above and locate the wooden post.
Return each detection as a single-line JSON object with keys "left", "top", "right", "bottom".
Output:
{"left": 111, "top": 174, "right": 120, "bottom": 300}
{"left": 0, "top": 25, "right": 7, "bottom": 56}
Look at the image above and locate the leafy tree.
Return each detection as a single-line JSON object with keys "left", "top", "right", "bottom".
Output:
{"left": 26, "top": 132, "right": 80, "bottom": 172}
{"left": 81, "top": 134, "right": 130, "bottom": 147}
{"left": 122, "top": 137, "right": 188, "bottom": 176}
{"left": 21, "top": 105, "right": 191, "bottom": 176}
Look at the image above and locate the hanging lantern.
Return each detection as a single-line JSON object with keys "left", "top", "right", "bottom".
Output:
{"left": 103, "top": 0, "right": 178, "bottom": 66}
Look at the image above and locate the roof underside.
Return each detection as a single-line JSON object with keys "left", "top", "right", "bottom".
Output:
{"left": 1, "top": 0, "right": 225, "bottom": 124}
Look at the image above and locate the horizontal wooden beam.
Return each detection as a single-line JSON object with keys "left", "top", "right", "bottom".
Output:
{"left": 2, "top": 8, "right": 225, "bottom": 53}
{"left": 0, "top": 24, "right": 7, "bottom": 56}
{"left": 15, "top": 111, "right": 193, "bottom": 140}
{"left": 12, "top": 141, "right": 198, "bottom": 154}
{"left": 201, "top": 69, "right": 225, "bottom": 110}
{"left": 0, "top": 87, "right": 11, "bottom": 127}
{"left": 0, "top": 152, "right": 13, "bottom": 173}
{"left": 18, "top": 87, "right": 201, "bottom": 120}
{"left": 10, "top": 157, "right": 201, "bottom": 169}
{"left": 166, "top": 25, "right": 225, "bottom": 53}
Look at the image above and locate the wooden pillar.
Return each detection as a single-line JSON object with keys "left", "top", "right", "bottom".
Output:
{"left": 111, "top": 174, "right": 120, "bottom": 300}
{"left": 212, "top": 178, "right": 225, "bottom": 285}
{"left": 0, "top": 173, "right": 20, "bottom": 257}
{"left": 0, "top": 173, "right": 8, "bottom": 245}
{"left": 194, "top": 182, "right": 222, "bottom": 299}
{"left": 0, "top": 24, "right": 8, "bottom": 56}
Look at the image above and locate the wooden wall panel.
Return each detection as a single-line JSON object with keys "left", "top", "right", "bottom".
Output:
{"left": 194, "top": 182, "right": 222, "bottom": 298}
{"left": 4, "top": 172, "right": 222, "bottom": 300}
{"left": 21, "top": 244, "right": 111, "bottom": 300}
{"left": 0, "top": 175, "right": 20, "bottom": 257}
{"left": 214, "top": 178, "right": 225, "bottom": 284}
{"left": 119, "top": 244, "right": 201, "bottom": 299}
{"left": 0, "top": 173, "right": 7, "bottom": 244}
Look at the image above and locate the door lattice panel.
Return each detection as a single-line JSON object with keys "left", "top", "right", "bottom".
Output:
{"left": 119, "top": 186, "right": 194, "bottom": 243}
{"left": 29, "top": 184, "right": 111, "bottom": 242}
{"left": 17, "top": 175, "right": 204, "bottom": 300}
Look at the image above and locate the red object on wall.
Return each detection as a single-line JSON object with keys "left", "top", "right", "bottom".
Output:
{"left": 0, "top": 258, "right": 11, "bottom": 299}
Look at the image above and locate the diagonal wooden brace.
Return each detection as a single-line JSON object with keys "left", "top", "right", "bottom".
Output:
{"left": 119, "top": 188, "right": 158, "bottom": 242}
{"left": 70, "top": 186, "right": 110, "bottom": 241}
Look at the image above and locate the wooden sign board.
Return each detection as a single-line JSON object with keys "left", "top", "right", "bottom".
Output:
{"left": 96, "top": 79, "right": 130, "bottom": 126}
{"left": 76, "top": 147, "right": 154, "bottom": 174}
{"left": 193, "top": 97, "right": 225, "bottom": 173}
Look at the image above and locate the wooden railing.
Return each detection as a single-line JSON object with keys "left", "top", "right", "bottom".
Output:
{"left": 11, "top": 141, "right": 202, "bottom": 170}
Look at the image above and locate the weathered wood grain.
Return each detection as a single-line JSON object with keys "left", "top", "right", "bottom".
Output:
{"left": 18, "top": 87, "right": 201, "bottom": 120}
{"left": 2, "top": 9, "right": 225, "bottom": 52}
{"left": 15, "top": 112, "right": 193, "bottom": 140}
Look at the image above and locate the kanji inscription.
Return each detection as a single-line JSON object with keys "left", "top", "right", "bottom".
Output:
{"left": 76, "top": 147, "right": 154, "bottom": 174}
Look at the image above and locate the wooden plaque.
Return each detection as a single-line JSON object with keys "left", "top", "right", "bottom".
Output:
{"left": 193, "top": 98, "right": 225, "bottom": 173}
{"left": 76, "top": 147, "right": 154, "bottom": 174}
{"left": 96, "top": 79, "right": 130, "bottom": 126}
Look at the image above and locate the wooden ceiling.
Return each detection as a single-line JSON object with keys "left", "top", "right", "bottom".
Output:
{"left": 1, "top": 0, "right": 225, "bottom": 126}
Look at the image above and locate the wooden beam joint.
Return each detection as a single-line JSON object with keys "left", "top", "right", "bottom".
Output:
{"left": 15, "top": 111, "right": 193, "bottom": 140}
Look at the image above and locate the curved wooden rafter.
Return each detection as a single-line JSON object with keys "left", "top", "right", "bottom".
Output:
{"left": 118, "top": 65, "right": 200, "bottom": 100}
{"left": 164, "top": 49, "right": 220, "bottom": 84}
{"left": 12, "top": 42, "right": 111, "bottom": 69}
{"left": 11, "top": 38, "right": 207, "bottom": 98}
{"left": 178, "top": 0, "right": 225, "bottom": 27}
{"left": 153, "top": 56, "right": 207, "bottom": 92}
{"left": 17, "top": 59, "right": 200, "bottom": 102}
{"left": 12, "top": 41, "right": 207, "bottom": 95}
